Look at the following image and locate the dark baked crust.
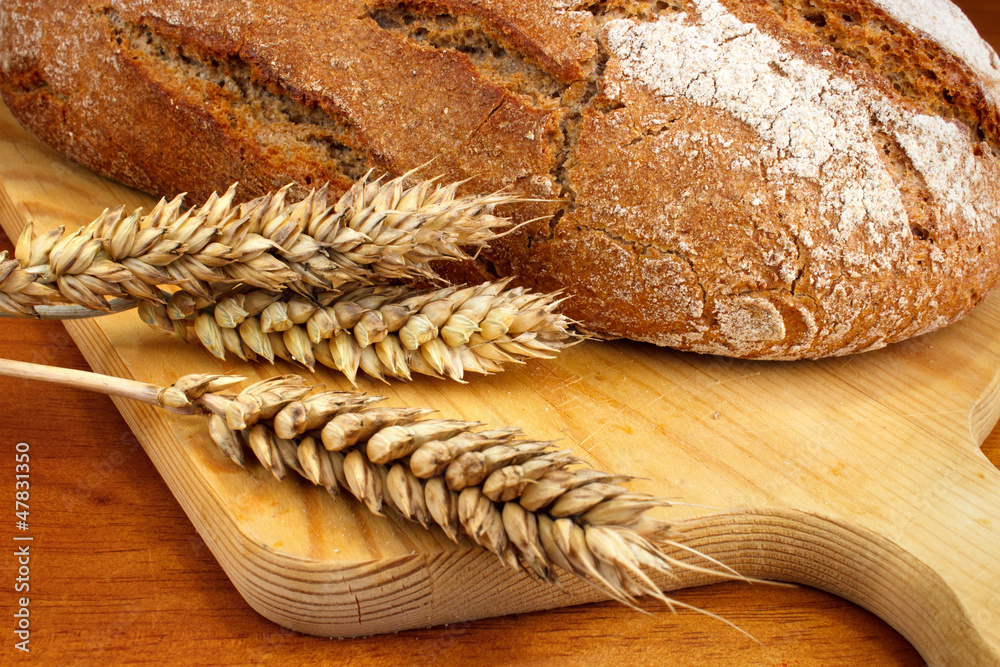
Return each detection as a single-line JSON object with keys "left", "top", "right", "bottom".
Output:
{"left": 2, "top": 0, "right": 999, "bottom": 358}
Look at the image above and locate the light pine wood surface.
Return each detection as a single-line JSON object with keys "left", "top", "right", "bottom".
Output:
{"left": 1, "top": 1, "right": 999, "bottom": 663}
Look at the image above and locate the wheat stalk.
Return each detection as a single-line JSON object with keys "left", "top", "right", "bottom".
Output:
{"left": 138, "top": 279, "right": 575, "bottom": 384}
{"left": 0, "top": 358, "right": 755, "bottom": 612}
{"left": 0, "top": 171, "right": 522, "bottom": 318}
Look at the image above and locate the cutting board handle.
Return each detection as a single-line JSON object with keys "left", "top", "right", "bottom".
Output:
{"left": 676, "top": 495, "right": 1000, "bottom": 666}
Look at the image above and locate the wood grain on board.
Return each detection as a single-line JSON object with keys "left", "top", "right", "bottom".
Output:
{"left": 1, "top": 1, "right": 999, "bottom": 664}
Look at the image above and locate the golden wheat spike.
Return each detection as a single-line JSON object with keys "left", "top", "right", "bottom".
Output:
{"left": 0, "top": 357, "right": 761, "bottom": 612}
{"left": 0, "top": 174, "right": 523, "bottom": 318}
{"left": 140, "top": 280, "right": 577, "bottom": 383}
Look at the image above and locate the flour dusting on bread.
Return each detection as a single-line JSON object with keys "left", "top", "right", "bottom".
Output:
{"left": 603, "top": 0, "right": 987, "bottom": 248}
{"left": 874, "top": 0, "right": 1000, "bottom": 97}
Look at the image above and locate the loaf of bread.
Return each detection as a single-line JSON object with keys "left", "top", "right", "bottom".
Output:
{"left": 2, "top": 0, "right": 999, "bottom": 359}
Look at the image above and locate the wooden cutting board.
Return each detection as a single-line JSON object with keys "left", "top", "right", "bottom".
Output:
{"left": 1, "top": 100, "right": 999, "bottom": 665}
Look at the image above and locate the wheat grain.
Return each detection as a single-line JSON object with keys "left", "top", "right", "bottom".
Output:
{"left": 141, "top": 280, "right": 576, "bottom": 383}
{"left": 1, "top": 171, "right": 522, "bottom": 317}
{"left": 0, "top": 250, "right": 61, "bottom": 316}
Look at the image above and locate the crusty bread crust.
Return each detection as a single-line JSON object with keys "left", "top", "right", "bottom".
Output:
{"left": 2, "top": 0, "right": 999, "bottom": 358}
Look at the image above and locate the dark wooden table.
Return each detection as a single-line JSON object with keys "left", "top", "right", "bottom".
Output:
{"left": 2, "top": 1, "right": 999, "bottom": 663}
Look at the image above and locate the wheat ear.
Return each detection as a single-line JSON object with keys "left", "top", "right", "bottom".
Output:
{"left": 138, "top": 279, "right": 575, "bottom": 383}
{"left": 0, "top": 358, "right": 752, "bottom": 609}
{"left": 0, "top": 171, "right": 522, "bottom": 318}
